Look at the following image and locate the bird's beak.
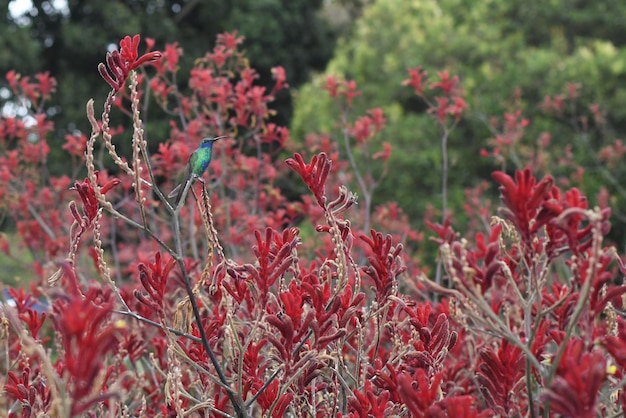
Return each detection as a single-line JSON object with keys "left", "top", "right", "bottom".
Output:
{"left": 212, "top": 135, "right": 227, "bottom": 141}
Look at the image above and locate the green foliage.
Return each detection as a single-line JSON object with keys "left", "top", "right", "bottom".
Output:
{"left": 0, "top": 7, "right": 41, "bottom": 74}
{"left": 0, "top": 233, "right": 35, "bottom": 286}
{"left": 291, "top": 0, "right": 626, "bottom": 243}
{"left": 1, "top": 0, "right": 335, "bottom": 172}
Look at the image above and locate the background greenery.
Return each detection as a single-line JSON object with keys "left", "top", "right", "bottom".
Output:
{"left": 3, "top": 0, "right": 626, "bottom": 247}
{"left": 1, "top": 0, "right": 338, "bottom": 172}
{"left": 291, "top": 0, "right": 626, "bottom": 247}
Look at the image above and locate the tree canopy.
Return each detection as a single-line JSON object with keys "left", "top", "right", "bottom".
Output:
{"left": 291, "top": 0, "right": 626, "bottom": 243}
{"left": 1, "top": 0, "right": 336, "bottom": 162}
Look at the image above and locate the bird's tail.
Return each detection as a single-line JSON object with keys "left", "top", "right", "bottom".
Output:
{"left": 168, "top": 183, "right": 185, "bottom": 207}
{"left": 168, "top": 183, "right": 182, "bottom": 200}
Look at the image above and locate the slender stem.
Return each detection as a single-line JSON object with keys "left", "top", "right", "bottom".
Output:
{"left": 105, "top": 207, "right": 175, "bottom": 255}
{"left": 528, "top": 369, "right": 537, "bottom": 414}
{"left": 439, "top": 256, "right": 544, "bottom": 372}
{"left": 245, "top": 367, "right": 282, "bottom": 408}
{"left": 341, "top": 114, "right": 371, "bottom": 232}
{"left": 110, "top": 218, "right": 122, "bottom": 284}
{"left": 440, "top": 126, "right": 449, "bottom": 220}
{"left": 547, "top": 211, "right": 604, "bottom": 385}
{"left": 254, "top": 134, "right": 262, "bottom": 215}
{"left": 171, "top": 72, "right": 190, "bottom": 143}
{"left": 189, "top": 202, "right": 199, "bottom": 260}
{"left": 218, "top": 150, "right": 239, "bottom": 259}
{"left": 434, "top": 126, "right": 450, "bottom": 287}
{"left": 111, "top": 309, "right": 201, "bottom": 342}
{"left": 27, "top": 203, "right": 56, "bottom": 240}
{"left": 171, "top": 210, "right": 245, "bottom": 417}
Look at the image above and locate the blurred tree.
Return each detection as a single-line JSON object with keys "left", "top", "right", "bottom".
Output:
{"left": 291, "top": 0, "right": 626, "bottom": 245}
{"left": 495, "top": 0, "right": 626, "bottom": 50}
{"left": 0, "top": 2, "right": 41, "bottom": 75}
{"left": 1, "top": 0, "right": 336, "bottom": 171}
{"left": 319, "top": 0, "right": 373, "bottom": 34}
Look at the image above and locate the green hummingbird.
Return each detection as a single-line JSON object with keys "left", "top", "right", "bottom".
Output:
{"left": 168, "top": 136, "right": 224, "bottom": 206}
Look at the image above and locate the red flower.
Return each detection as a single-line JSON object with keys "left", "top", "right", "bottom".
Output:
{"left": 50, "top": 263, "right": 122, "bottom": 415}
{"left": 491, "top": 167, "right": 554, "bottom": 245}
{"left": 346, "top": 380, "right": 391, "bottom": 417}
{"left": 350, "top": 115, "right": 373, "bottom": 143}
{"left": 5, "top": 287, "right": 41, "bottom": 313}
{"left": 70, "top": 178, "right": 99, "bottom": 227}
{"left": 4, "top": 366, "right": 51, "bottom": 415}
{"left": 476, "top": 339, "right": 526, "bottom": 415}
{"left": 34, "top": 71, "right": 57, "bottom": 99}
{"left": 261, "top": 123, "right": 289, "bottom": 147}
{"left": 324, "top": 75, "right": 339, "bottom": 98}
{"left": 98, "top": 34, "right": 162, "bottom": 91}
{"left": 285, "top": 152, "right": 332, "bottom": 209}
{"left": 6, "top": 69, "right": 19, "bottom": 91}
{"left": 372, "top": 141, "right": 392, "bottom": 162}
{"left": 405, "top": 312, "right": 458, "bottom": 372}
{"left": 403, "top": 66, "right": 428, "bottom": 96}
{"left": 603, "top": 317, "right": 626, "bottom": 370}
{"left": 430, "top": 70, "right": 460, "bottom": 95}
{"left": 367, "top": 107, "right": 387, "bottom": 133}
{"left": 271, "top": 66, "right": 289, "bottom": 95}
{"left": 542, "top": 339, "right": 606, "bottom": 418}
{"left": 430, "top": 96, "right": 450, "bottom": 124}
{"left": 360, "top": 230, "right": 406, "bottom": 303}
{"left": 162, "top": 42, "right": 183, "bottom": 73}
{"left": 216, "top": 30, "right": 245, "bottom": 51}
{"left": 62, "top": 133, "right": 87, "bottom": 157}
{"left": 19, "top": 308, "right": 47, "bottom": 340}
{"left": 447, "top": 96, "right": 467, "bottom": 121}
{"left": 440, "top": 396, "right": 493, "bottom": 418}
{"left": 342, "top": 80, "right": 361, "bottom": 106}
{"left": 249, "top": 227, "right": 300, "bottom": 306}
{"left": 207, "top": 45, "right": 229, "bottom": 69}
{"left": 134, "top": 252, "right": 176, "bottom": 316}
{"left": 397, "top": 369, "right": 442, "bottom": 416}
{"left": 119, "top": 35, "right": 161, "bottom": 71}
{"left": 69, "top": 174, "right": 120, "bottom": 228}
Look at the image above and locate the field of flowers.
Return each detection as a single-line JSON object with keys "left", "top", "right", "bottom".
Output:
{"left": 2, "top": 33, "right": 625, "bottom": 417}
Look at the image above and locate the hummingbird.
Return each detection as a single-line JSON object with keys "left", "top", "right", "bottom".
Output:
{"left": 168, "top": 136, "right": 224, "bottom": 206}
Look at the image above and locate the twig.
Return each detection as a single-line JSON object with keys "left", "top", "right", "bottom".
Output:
{"left": 111, "top": 309, "right": 201, "bottom": 342}
{"left": 171, "top": 202, "right": 245, "bottom": 417}
{"left": 341, "top": 114, "right": 372, "bottom": 232}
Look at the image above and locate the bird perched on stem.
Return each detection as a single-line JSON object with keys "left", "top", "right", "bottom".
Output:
{"left": 168, "top": 136, "right": 224, "bottom": 207}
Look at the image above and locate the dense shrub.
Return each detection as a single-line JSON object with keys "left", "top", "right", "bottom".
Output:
{"left": 2, "top": 32, "right": 626, "bottom": 417}
{"left": 291, "top": 0, "right": 626, "bottom": 248}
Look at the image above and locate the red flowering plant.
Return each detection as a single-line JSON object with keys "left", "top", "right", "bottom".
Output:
{"left": 2, "top": 31, "right": 626, "bottom": 418}
{"left": 402, "top": 67, "right": 469, "bottom": 284}
{"left": 0, "top": 69, "right": 66, "bottom": 268}
{"left": 422, "top": 164, "right": 623, "bottom": 416}
{"left": 322, "top": 74, "right": 411, "bottom": 236}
